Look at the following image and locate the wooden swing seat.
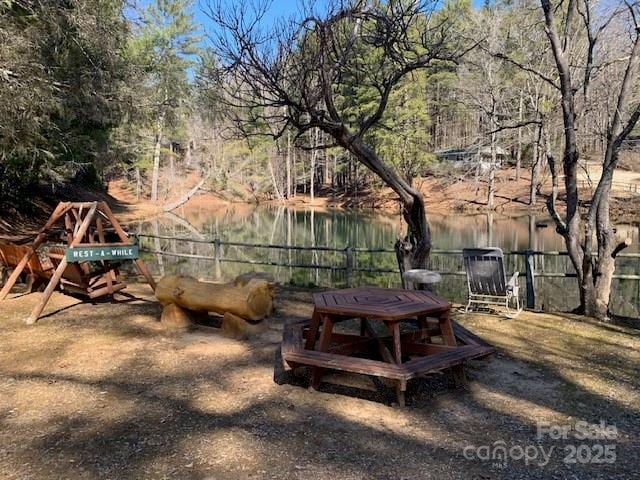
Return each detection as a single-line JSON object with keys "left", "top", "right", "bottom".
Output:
{"left": 0, "top": 242, "right": 54, "bottom": 292}
{"left": 46, "top": 246, "right": 126, "bottom": 299}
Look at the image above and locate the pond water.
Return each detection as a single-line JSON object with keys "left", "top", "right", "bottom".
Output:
{"left": 134, "top": 204, "right": 640, "bottom": 318}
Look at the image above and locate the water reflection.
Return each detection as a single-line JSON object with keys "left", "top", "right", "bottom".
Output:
{"left": 133, "top": 204, "right": 640, "bottom": 318}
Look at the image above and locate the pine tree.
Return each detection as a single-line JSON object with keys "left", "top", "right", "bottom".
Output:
{"left": 129, "top": 0, "right": 200, "bottom": 202}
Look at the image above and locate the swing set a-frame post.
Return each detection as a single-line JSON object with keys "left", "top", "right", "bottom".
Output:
{"left": 0, "top": 201, "right": 156, "bottom": 324}
{"left": 25, "top": 202, "right": 98, "bottom": 324}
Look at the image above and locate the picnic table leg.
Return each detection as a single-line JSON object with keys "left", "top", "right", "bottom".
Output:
{"left": 309, "top": 315, "right": 334, "bottom": 389}
{"left": 417, "top": 315, "right": 432, "bottom": 343}
{"left": 396, "top": 379, "right": 407, "bottom": 408}
{"left": 386, "top": 321, "right": 407, "bottom": 407}
{"left": 439, "top": 309, "right": 457, "bottom": 347}
{"left": 305, "top": 308, "right": 322, "bottom": 350}
{"left": 451, "top": 364, "right": 467, "bottom": 389}
{"left": 391, "top": 322, "right": 402, "bottom": 364}
{"left": 439, "top": 309, "right": 467, "bottom": 388}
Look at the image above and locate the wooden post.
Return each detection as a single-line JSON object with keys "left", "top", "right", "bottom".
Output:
{"left": 99, "top": 202, "right": 156, "bottom": 290}
{"left": 525, "top": 249, "right": 536, "bottom": 309}
{"left": 345, "top": 247, "right": 354, "bottom": 287}
{"left": 214, "top": 238, "right": 221, "bottom": 280}
{"left": 96, "top": 217, "right": 114, "bottom": 295}
{"left": 26, "top": 203, "right": 98, "bottom": 324}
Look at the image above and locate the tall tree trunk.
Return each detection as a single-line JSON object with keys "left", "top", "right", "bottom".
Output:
{"left": 292, "top": 144, "right": 297, "bottom": 198}
{"left": 168, "top": 143, "right": 175, "bottom": 199}
{"left": 310, "top": 128, "right": 318, "bottom": 201}
{"left": 488, "top": 129, "right": 497, "bottom": 209}
{"left": 541, "top": 0, "right": 586, "bottom": 313}
{"left": 151, "top": 131, "right": 162, "bottom": 202}
{"left": 516, "top": 93, "right": 524, "bottom": 181}
{"left": 529, "top": 124, "right": 542, "bottom": 206}
{"left": 185, "top": 138, "right": 192, "bottom": 166}
{"left": 135, "top": 167, "right": 142, "bottom": 201}
{"left": 268, "top": 157, "right": 284, "bottom": 201}
{"left": 540, "top": 0, "right": 640, "bottom": 319}
{"left": 332, "top": 153, "right": 337, "bottom": 194}
{"left": 151, "top": 115, "right": 165, "bottom": 203}
{"left": 286, "top": 130, "right": 292, "bottom": 199}
{"left": 323, "top": 136, "right": 330, "bottom": 186}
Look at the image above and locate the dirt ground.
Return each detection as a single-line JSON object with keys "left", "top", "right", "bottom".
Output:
{"left": 0, "top": 284, "right": 638, "bottom": 480}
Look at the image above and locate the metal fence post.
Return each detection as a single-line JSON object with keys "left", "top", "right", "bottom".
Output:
{"left": 345, "top": 247, "right": 354, "bottom": 287}
{"left": 214, "top": 238, "right": 221, "bottom": 280}
{"left": 525, "top": 249, "right": 536, "bottom": 309}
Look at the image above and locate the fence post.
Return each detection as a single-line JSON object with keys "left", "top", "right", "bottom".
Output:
{"left": 213, "top": 238, "right": 221, "bottom": 280}
{"left": 345, "top": 247, "right": 354, "bottom": 287}
{"left": 525, "top": 249, "right": 536, "bottom": 309}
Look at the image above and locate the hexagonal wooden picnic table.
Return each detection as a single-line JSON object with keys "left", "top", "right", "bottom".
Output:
{"left": 280, "top": 287, "right": 494, "bottom": 406}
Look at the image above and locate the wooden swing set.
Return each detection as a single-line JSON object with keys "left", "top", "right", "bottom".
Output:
{"left": 0, "top": 201, "right": 156, "bottom": 324}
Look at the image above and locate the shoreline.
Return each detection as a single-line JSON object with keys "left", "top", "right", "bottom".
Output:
{"left": 1, "top": 168, "right": 639, "bottom": 239}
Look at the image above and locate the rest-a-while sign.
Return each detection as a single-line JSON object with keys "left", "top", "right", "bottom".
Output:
{"left": 65, "top": 245, "right": 139, "bottom": 263}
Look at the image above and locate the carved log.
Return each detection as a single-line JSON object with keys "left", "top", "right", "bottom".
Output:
{"left": 160, "top": 303, "right": 195, "bottom": 330}
{"left": 155, "top": 275, "right": 273, "bottom": 321}
{"left": 234, "top": 272, "right": 275, "bottom": 315}
{"left": 221, "top": 311, "right": 267, "bottom": 340}
{"left": 234, "top": 271, "right": 275, "bottom": 286}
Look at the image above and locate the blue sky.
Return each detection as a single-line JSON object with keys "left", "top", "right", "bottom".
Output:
{"left": 194, "top": 0, "right": 330, "bottom": 39}
{"left": 129, "top": 1, "right": 330, "bottom": 50}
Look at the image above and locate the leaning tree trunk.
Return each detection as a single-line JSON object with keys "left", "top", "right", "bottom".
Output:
{"left": 337, "top": 133, "right": 431, "bottom": 270}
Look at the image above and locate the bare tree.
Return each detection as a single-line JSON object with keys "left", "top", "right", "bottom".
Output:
{"left": 203, "top": 0, "right": 467, "bottom": 269}
{"left": 537, "top": 0, "right": 640, "bottom": 319}
{"left": 459, "top": 6, "right": 511, "bottom": 209}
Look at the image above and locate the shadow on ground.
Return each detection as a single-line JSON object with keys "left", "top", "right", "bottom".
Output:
{"left": 0, "top": 285, "right": 637, "bottom": 479}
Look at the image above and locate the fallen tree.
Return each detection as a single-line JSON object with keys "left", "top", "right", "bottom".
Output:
{"left": 161, "top": 176, "right": 209, "bottom": 212}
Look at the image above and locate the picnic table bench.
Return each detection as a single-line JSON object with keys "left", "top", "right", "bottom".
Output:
{"left": 280, "top": 287, "right": 494, "bottom": 406}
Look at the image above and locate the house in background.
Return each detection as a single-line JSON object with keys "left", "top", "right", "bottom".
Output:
{"left": 435, "top": 145, "right": 510, "bottom": 173}
{"left": 621, "top": 135, "right": 640, "bottom": 150}
{"left": 617, "top": 136, "right": 640, "bottom": 172}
